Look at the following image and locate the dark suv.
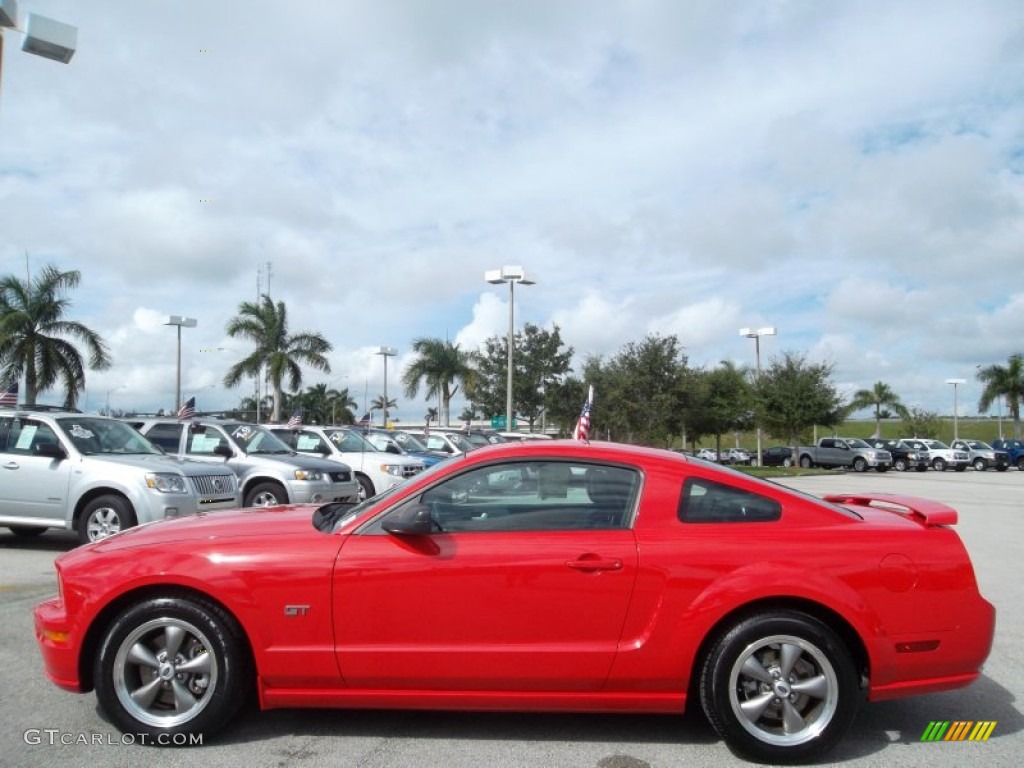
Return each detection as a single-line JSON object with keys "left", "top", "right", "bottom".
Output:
{"left": 991, "top": 438, "right": 1024, "bottom": 470}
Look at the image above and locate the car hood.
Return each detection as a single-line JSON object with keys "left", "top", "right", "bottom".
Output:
{"left": 85, "top": 504, "right": 321, "bottom": 552}
{"left": 83, "top": 453, "right": 233, "bottom": 475}
{"left": 240, "top": 451, "right": 342, "bottom": 471}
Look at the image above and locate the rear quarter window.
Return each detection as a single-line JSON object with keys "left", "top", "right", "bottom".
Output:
{"left": 678, "top": 477, "right": 782, "bottom": 523}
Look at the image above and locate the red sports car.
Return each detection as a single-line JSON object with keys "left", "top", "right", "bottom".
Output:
{"left": 34, "top": 440, "right": 995, "bottom": 763}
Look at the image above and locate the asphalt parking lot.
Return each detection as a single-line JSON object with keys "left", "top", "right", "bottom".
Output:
{"left": 1, "top": 469, "right": 1021, "bottom": 768}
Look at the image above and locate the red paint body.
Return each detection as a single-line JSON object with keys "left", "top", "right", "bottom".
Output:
{"left": 34, "top": 441, "right": 995, "bottom": 716}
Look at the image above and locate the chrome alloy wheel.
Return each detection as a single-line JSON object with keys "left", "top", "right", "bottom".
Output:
{"left": 112, "top": 617, "right": 218, "bottom": 728}
{"left": 85, "top": 506, "right": 124, "bottom": 540}
{"left": 728, "top": 633, "right": 840, "bottom": 747}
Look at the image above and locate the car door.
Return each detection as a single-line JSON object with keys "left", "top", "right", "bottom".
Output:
{"left": 0, "top": 416, "right": 74, "bottom": 523}
{"left": 332, "top": 459, "right": 640, "bottom": 691}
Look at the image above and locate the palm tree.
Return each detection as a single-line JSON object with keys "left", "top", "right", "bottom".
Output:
{"left": 0, "top": 265, "right": 111, "bottom": 406}
{"left": 977, "top": 353, "right": 1024, "bottom": 438}
{"left": 370, "top": 394, "right": 397, "bottom": 426}
{"left": 845, "top": 381, "right": 910, "bottom": 438}
{"left": 223, "top": 294, "right": 332, "bottom": 422}
{"left": 401, "top": 337, "right": 475, "bottom": 426}
{"left": 327, "top": 386, "right": 358, "bottom": 425}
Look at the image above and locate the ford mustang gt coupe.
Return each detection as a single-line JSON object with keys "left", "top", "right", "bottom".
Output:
{"left": 34, "top": 440, "right": 995, "bottom": 764}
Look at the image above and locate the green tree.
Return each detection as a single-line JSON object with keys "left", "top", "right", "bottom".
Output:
{"left": 688, "top": 362, "right": 755, "bottom": 455}
{"left": 370, "top": 394, "right": 397, "bottom": 426}
{"left": 898, "top": 406, "right": 943, "bottom": 440}
{"left": 470, "top": 323, "right": 573, "bottom": 431}
{"left": 977, "top": 353, "right": 1024, "bottom": 438}
{"left": 401, "top": 338, "right": 475, "bottom": 427}
{"left": 223, "top": 294, "right": 332, "bottom": 422}
{"left": 845, "top": 380, "right": 910, "bottom": 438}
{"left": 327, "top": 386, "right": 358, "bottom": 425}
{"left": 0, "top": 265, "right": 111, "bottom": 407}
{"left": 757, "top": 352, "right": 843, "bottom": 448}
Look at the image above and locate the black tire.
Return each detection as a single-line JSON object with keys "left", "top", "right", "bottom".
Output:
{"left": 8, "top": 525, "right": 47, "bottom": 537}
{"left": 933, "top": 457, "right": 947, "bottom": 472}
{"left": 876, "top": 465, "right": 888, "bottom": 473}
{"left": 973, "top": 458, "right": 987, "bottom": 472}
{"left": 1017, "top": 458, "right": 1024, "bottom": 471}
{"left": 954, "top": 464, "right": 967, "bottom": 472}
{"left": 355, "top": 474, "right": 375, "bottom": 502}
{"left": 243, "top": 482, "right": 287, "bottom": 507}
{"left": 799, "top": 456, "right": 813, "bottom": 469}
{"left": 94, "top": 595, "right": 248, "bottom": 741}
{"left": 700, "top": 610, "right": 861, "bottom": 764}
{"left": 852, "top": 457, "right": 867, "bottom": 473}
{"left": 782, "top": 457, "right": 793, "bottom": 468}
{"left": 915, "top": 464, "right": 928, "bottom": 472}
{"left": 893, "top": 458, "right": 907, "bottom": 472}
{"left": 79, "top": 495, "right": 137, "bottom": 545}
{"left": 996, "top": 465, "right": 1008, "bottom": 472}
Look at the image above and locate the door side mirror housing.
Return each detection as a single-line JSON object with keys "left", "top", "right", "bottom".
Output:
{"left": 382, "top": 503, "right": 434, "bottom": 536}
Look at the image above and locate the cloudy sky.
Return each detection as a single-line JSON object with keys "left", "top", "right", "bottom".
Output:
{"left": 1, "top": 0, "right": 1022, "bottom": 426}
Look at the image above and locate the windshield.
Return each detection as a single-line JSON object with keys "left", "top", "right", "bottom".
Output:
{"left": 447, "top": 432, "right": 476, "bottom": 452}
{"left": 965, "top": 440, "right": 990, "bottom": 449}
{"left": 328, "top": 429, "right": 379, "bottom": 452}
{"left": 391, "top": 431, "right": 428, "bottom": 451}
{"left": 222, "top": 423, "right": 293, "bottom": 454}
{"left": 57, "top": 417, "right": 162, "bottom": 455}
{"left": 846, "top": 439, "right": 869, "bottom": 448}
{"left": 926, "top": 439, "right": 950, "bottom": 449}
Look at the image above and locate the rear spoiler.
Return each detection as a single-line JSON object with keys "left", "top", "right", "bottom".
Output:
{"left": 823, "top": 493, "right": 958, "bottom": 526}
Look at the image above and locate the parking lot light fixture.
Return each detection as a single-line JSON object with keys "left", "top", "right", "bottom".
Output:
{"left": 946, "top": 378, "right": 966, "bottom": 442}
{"left": 485, "top": 266, "right": 536, "bottom": 431}
{"left": 376, "top": 347, "right": 397, "bottom": 427}
{"left": 1, "top": 3, "right": 78, "bottom": 100}
{"left": 740, "top": 327, "right": 777, "bottom": 467}
{"left": 165, "top": 316, "right": 197, "bottom": 413}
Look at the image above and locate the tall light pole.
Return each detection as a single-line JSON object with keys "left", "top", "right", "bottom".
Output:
{"left": 485, "top": 266, "right": 536, "bottom": 431}
{"left": 376, "top": 347, "right": 396, "bottom": 427}
{"left": 105, "top": 385, "right": 124, "bottom": 416}
{"left": 946, "top": 378, "right": 966, "bottom": 441}
{"left": 165, "top": 316, "right": 197, "bottom": 413}
{"left": 740, "top": 326, "right": 777, "bottom": 467}
{"left": 1, "top": 3, "right": 78, "bottom": 97}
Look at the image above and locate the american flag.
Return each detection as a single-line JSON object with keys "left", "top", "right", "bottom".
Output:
{"left": 573, "top": 386, "right": 594, "bottom": 443}
{"left": 177, "top": 396, "right": 196, "bottom": 421}
{"left": 356, "top": 412, "right": 371, "bottom": 427}
{"left": 0, "top": 381, "right": 17, "bottom": 407}
{"left": 287, "top": 409, "right": 302, "bottom": 429}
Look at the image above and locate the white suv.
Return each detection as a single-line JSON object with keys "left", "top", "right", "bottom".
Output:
{"left": 903, "top": 438, "right": 969, "bottom": 472}
{"left": 268, "top": 425, "right": 424, "bottom": 500}
{"left": 1, "top": 408, "right": 239, "bottom": 544}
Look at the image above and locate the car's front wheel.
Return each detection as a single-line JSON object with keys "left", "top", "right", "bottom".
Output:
{"left": 933, "top": 457, "right": 947, "bottom": 472}
{"left": 244, "top": 482, "right": 287, "bottom": 507}
{"left": 893, "top": 458, "right": 907, "bottom": 472}
{"left": 973, "top": 458, "right": 987, "bottom": 471}
{"left": 700, "top": 610, "right": 861, "bottom": 764}
{"left": 355, "top": 474, "right": 375, "bottom": 501}
{"left": 94, "top": 595, "right": 248, "bottom": 741}
{"left": 852, "top": 457, "right": 867, "bottom": 473}
{"left": 782, "top": 457, "right": 793, "bottom": 468}
{"left": 79, "top": 495, "right": 137, "bottom": 545}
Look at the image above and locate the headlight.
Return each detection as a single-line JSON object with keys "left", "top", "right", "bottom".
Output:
{"left": 146, "top": 473, "right": 187, "bottom": 493}
{"left": 908, "top": 452, "right": 918, "bottom": 459}
{"left": 381, "top": 464, "right": 404, "bottom": 477}
{"left": 294, "top": 469, "right": 323, "bottom": 481}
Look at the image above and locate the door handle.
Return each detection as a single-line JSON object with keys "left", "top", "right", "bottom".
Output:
{"left": 3, "top": 462, "right": 19, "bottom": 470}
{"left": 566, "top": 557, "right": 623, "bottom": 572}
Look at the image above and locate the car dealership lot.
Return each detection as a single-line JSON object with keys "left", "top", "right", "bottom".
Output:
{"left": 2, "top": 469, "right": 1022, "bottom": 768}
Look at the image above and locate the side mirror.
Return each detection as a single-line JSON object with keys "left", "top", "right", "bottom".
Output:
{"left": 213, "top": 444, "right": 233, "bottom": 459}
{"left": 382, "top": 503, "right": 434, "bottom": 536}
{"left": 35, "top": 442, "right": 66, "bottom": 460}
{"left": 385, "top": 444, "right": 401, "bottom": 455}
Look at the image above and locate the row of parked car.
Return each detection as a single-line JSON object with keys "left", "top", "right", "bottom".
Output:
{"left": 700, "top": 437, "right": 1024, "bottom": 472}
{"left": 0, "top": 405, "right": 549, "bottom": 546}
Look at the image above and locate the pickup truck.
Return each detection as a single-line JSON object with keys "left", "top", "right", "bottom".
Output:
{"left": 797, "top": 437, "right": 892, "bottom": 472}
{"left": 991, "top": 438, "right": 1024, "bottom": 470}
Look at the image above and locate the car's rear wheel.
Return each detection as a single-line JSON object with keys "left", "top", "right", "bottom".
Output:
{"left": 94, "top": 595, "right": 248, "bottom": 741}
{"left": 1017, "top": 457, "right": 1024, "bottom": 471}
{"left": 893, "top": 458, "right": 907, "bottom": 472}
{"left": 355, "top": 474, "right": 375, "bottom": 501}
{"left": 933, "top": 457, "right": 947, "bottom": 472}
{"left": 700, "top": 610, "right": 860, "bottom": 764}
{"left": 79, "top": 495, "right": 136, "bottom": 545}
{"left": 243, "top": 482, "right": 287, "bottom": 507}
{"left": 8, "top": 525, "right": 47, "bottom": 537}
{"left": 782, "top": 457, "right": 793, "bottom": 468}
{"left": 852, "top": 457, "right": 867, "bottom": 473}
{"left": 799, "top": 456, "right": 812, "bottom": 469}
{"left": 973, "top": 458, "right": 987, "bottom": 471}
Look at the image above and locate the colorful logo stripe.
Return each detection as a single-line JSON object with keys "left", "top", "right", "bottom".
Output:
{"left": 921, "top": 721, "right": 997, "bottom": 741}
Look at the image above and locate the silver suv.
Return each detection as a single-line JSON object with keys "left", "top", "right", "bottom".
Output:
{"left": 268, "top": 425, "right": 424, "bottom": 501}
{"left": 130, "top": 418, "right": 359, "bottom": 507}
{"left": 0, "top": 408, "right": 239, "bottom": 544}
